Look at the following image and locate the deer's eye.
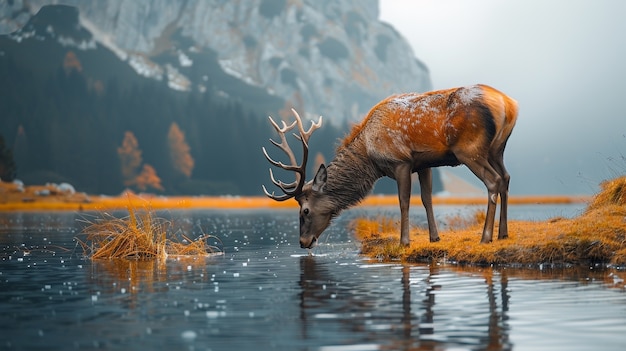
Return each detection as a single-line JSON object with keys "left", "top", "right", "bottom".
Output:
{"left": 303, "top": 208, "right": 310, "bottom": 215}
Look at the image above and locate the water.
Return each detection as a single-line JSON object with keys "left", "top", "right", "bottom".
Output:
{"left": 1, "top": 205, "right": 625, "bottom": 350}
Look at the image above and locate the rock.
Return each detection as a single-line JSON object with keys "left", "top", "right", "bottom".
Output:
{"left": 1, "top": 0, "right": 431, "bottom": 124}
{"left": 57, "top": 182, "right": 76, "bottom": 195}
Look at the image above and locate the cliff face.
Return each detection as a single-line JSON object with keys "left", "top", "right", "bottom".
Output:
{"left": 1, "top": 0, "right": 431, "bottom": 123}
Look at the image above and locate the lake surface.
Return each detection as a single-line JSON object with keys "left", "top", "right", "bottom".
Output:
{"left": 1, "top": 204, "right": 625, "bottom": 350}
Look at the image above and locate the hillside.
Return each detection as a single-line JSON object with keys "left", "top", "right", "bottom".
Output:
{"left": 0, "top": 3, "right": 439, "bottom": 196}
{"left": 1, "top": 0, "right": 431, "bottom": 124}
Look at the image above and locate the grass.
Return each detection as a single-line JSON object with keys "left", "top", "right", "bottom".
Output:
{"left": 77, "top": 200, "right": 222, "bottom": 261}
{"left": 1, "top": 180, "right": 588, "bottom": 212}
{"left": 353, "top": 176, "right": 626, "bottom": 266}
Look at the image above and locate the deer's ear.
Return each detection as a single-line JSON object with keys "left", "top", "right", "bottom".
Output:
{"left": 312, "top": 164, "right": 327, "bottom": 193}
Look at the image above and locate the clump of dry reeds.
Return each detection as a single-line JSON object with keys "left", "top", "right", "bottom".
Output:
{"left": 587, "top": 176, "right": 626, "bottom": 210}
{"left": 354, "top": 176, "right": 626, "bottom": 266}
{"left": 77, "top": 205, "right": 221, "bottom": 260}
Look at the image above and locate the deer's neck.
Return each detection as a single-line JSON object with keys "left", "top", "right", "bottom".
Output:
{"left": 325, "top": 145, "right": 381, "bottom": 213}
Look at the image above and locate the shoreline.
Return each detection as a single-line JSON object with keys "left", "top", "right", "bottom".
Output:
{"left": 354, "top": 176, "right": 626, "bottom": 266}
{"left": 0, "top": 193, "right": 590, "bottom": 212}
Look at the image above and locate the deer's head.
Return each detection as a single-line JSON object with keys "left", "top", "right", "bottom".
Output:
{"left": 294, "top": 164, "right": 337, "bottom": 248}
{"left": 262, "top": 109, "right": 330, "bottom": 249}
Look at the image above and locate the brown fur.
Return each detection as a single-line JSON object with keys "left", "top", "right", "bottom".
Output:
{"left": 267, "top": 85, "right": 518, "bottom": 248}
{"left": 325, "top": 84, "right": 517, "bottom": 245}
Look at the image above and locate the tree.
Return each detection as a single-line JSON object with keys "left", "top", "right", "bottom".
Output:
{"left": 117, "top": 131, "right": 164, "bottom": 192}
{"left": 117, "top": 131, "right": 142, "bottom": 187}
{"left": 133, "top": 164, "right": 164, "bottom": 192}
{"left": 0, "top": 134, "right": 17, "bottom": 182}
{"left": 63, "top": 51, "right": 82, "bottom": 74}
{"left": 12, "top": 125, "right": 28, "bottom": 173}
{"left": 167, "top": 122, "right": 194, "bottom": 179}
{"left": 314, "top": 152, "right": 326, "bottom": 173}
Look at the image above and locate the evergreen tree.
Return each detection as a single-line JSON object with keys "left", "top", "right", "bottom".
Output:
{"left": 0, "top": 47, "right": 379, "bottom": 195}
{"left": 12, "top": 126, "right": 29, "bottom": 174}
{"left": 0, "top": 134, "right": 17, "bottom": 182}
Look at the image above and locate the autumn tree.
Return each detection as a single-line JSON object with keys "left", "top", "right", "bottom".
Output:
{"left": 63, "top": 51, "right": 82, "bottom": 74}
{"left": 133, "top": 164, "right": 164, "bottom": 191}
{"left": 117, "top": 131, "right": 142, "bottom": 186}
{"left": 167, "top": 122, "right": 194, "bottom": 179}
{"left": 117, "top": 131, "right": 163, "bottom": 192}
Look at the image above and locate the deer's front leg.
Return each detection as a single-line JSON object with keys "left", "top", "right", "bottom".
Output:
{"left": 418, "top": 168, "right": 440, "bottom": 242}
{"left": 395, "top": 164, "right": 412, "bottom": 246}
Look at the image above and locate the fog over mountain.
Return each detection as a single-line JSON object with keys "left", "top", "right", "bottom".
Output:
{"left": 4, "top": 0, "right": 616, "bottom": 196}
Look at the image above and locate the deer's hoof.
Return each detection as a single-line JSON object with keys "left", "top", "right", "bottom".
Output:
{"left": 430, "top": 237, "right": 440, "bottom": 243}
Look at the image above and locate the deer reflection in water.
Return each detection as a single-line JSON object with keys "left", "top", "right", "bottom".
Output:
{"left": 298, "top": 257, "right": 511, "bottom": 350}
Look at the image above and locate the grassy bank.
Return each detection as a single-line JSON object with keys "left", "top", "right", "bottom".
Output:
{"left": 0, "top": 182, "right": 298, "bottom": 211}
{"left": 353, "top": 177, "right": 626, "bottom": 266}
{"left": 0, "top": 180, "right": 588, "bottom": 211}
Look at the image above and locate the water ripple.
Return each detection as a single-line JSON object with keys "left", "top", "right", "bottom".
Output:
{"left": 0, "top": 208, "right": 624, "bottom": 350}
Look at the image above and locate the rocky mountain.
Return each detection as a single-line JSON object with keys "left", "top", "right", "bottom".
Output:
{"left": 1, "top": 0, "right": 431, "bottom": 123}
{"left": 0, "top": 1, "right": 442, "bottom": 195}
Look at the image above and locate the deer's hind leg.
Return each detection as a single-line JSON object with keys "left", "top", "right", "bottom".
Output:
{"left": 489, "top": 147, "right": 510, "bottom": 239}
{"left": 458, "top": 155, "right": 503, "bottom": 243}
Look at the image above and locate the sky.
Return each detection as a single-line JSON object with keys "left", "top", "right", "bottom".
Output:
{"left": 379, "top": 0, "right": 626, "bottom": 195}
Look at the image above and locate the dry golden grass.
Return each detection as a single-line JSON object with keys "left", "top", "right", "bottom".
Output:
{"left": 587, "top": 175, "right": 626, "bottom": 209}
{"left": 354, "top": 176, "right": 626, "bottom": 266}
{"left": 0, "top": 181, "right": 91, "bottom": 209}
{"left": 1, "top": 180, "right": 588, "bottom": 212}
{"left": 77, "top": 202, "right": 222, "bottom": 261}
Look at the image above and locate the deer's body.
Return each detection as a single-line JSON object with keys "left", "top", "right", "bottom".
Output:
{"left": 263, "top": 84, "right": 518, "bottom": 248}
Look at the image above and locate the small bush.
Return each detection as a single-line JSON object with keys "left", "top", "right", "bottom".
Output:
{"left": 77, "top": 203, "right": 221, "bottom": 260}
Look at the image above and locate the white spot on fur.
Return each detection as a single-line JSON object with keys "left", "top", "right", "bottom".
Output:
{"left": 457, "top": 85, "right": 482, "bottom": 105}
{"left": 391, "top": 93, "right": 443, "bottom": 118}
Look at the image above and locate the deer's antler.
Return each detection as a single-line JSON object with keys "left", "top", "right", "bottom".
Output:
{"left": 262, "top": 108, "right": 322, "bottom": 201}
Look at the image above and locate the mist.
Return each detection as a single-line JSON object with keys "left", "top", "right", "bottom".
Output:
{"left": 380, "top": 0, "right": 626, "bottom": 194}
{"left": 2, "top": 1, "right": 624, "bottom": 196}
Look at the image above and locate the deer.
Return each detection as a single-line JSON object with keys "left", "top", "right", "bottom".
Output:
{"left": 262, "top": 84, "right": 518, "bottom": 249}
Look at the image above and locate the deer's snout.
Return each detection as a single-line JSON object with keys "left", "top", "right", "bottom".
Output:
{"left": 300, "top": 236, "right": 316, "bottom": 249}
